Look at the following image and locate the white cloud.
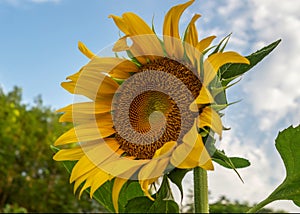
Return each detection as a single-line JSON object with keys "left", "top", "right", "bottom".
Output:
{"left": 179, "top": 3, "right": 300, "bottom": 211}
{"left": 178, "top": 126, "right": 300, "bottom": 212}
{"left": 239, "top": 0, "right": 300, "bottom": 131}
{"left": 185, "top": 0, "right": 300, "bottom": 131}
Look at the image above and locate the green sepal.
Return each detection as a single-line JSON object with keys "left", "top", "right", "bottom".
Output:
{"left": 126, "top": 50, "right": 142, "bottom": 67}
{"left": 210, "top": 33, "right": 232, "bottom": 55}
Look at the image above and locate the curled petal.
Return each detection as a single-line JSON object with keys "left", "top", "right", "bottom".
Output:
{"left": 153, "top": 141, "right": 177, "bottom": 158}
{"left": 78, "top": 41, "right": 96, "bottom": 59}
{"left": 198, "top": 107, "right": 223, "bottom": 138}
{"left": 204, "top": 51, "right": 250, "bottom": 85}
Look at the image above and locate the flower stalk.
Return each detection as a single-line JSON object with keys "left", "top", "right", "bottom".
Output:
{"left": 194, "top": 166, "right": 209, "bottom": 213}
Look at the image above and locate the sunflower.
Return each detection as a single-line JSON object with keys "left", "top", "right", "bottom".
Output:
{"left": 53, "top": 0, "right": 249, "bottom": 212}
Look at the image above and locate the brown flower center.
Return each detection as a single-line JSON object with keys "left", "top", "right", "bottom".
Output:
{"left": 113, "top": 57, "right": 201, "bottom": 159}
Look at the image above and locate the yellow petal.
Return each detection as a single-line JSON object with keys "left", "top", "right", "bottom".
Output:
{"left": 112, "top": 177, "right": 127, "bottom": 213}
{"left": 204, "top": 51, "right": 250, "bottom": 85}
{"left": 108, "top": 14, "right": 130, "bottom": 35}
{"left": 139, "top": 158, "right": 169, "bottom": 181}
{"left": 70, "top": 139, "right": 120, "bottom": 183}
{"left": 198, "top": 107, "right": 223, "bottom": 137}
{"left": 79, "top": 172, "right": 97, "bottom": 198}
{"left": 153, "top": 141, "right": 177, "bottom": 158}
{"left": 192, "top": 86, "right": 214, "bottom": 108}
{"left": 70, "top": 156, "right": 97, "bottom": 183}
{"left": 59, "top": 111, "right": 112, "bottom": 124}
{"left": 54, "top": 124, "right": 115, "bottom": 146}
{"left": 99, "top": 157, "right": 149, "bottom": 178}
{"left": 184, "top": 14, "right": 201, "bottom": 66}
{"left": 82, "top": 138, "right": 120, "bottom": 168}
{"left": 67, "top": 69, "right": 82, "bottom": 82}
{"left": 113, "top": 36, "right": 130, "bottom": 52}
{"left": 139, "top": 179, "right": 155, "bottom": 201}
{"left": 86, "top": 57, "right": 138, "bottom": 79}
{"left": 163, "top": 0, "right": 194, "bottom": 58}
{"left": 170, "top": 120, "right": 197, "bottom": 166}
{"left": 196, "top": 35, "right": 216, "bottom": 53}
{"left": 61, "top": 66, "right": 120, "bottom": 100}
{"left": 122, "top": 12, "right": 155, "bottom": 35}
{"left": 184, "top": 14, "right": 201, "bottom": 47}
{"left": 110, "top": 13, "right": 163, "bottom": 61}
{"left": 90, "top": 169, "right": 111, "bottom": 197}
{"left": 78, "top": 41, "right": 96, "bottom": 59}
{"left": 73, "top": 167, "right": 98, "bottom": 194}
{"left": 53, "top": 146, "right": 84, "bottom": 161}
{"left": 57, "top": 102, "right": 112, "bottom": 115}
{"left": 61, "top": 81, "right": 114, "bottom": 101}
{"left": 171, "top": 135, "right": 213, "bottom": 170}
{"left": 123, "top": 13, "right": 164, "bottom": 60}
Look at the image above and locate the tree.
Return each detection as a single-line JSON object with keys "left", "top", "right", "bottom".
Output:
{"left": 181, "top": 189, "right": 286, "bottom": 213}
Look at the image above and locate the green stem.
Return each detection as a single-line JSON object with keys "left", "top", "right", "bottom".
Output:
{"left": 194, "top": 167, "right": 209, "bottom": 213}
{"left": 246, "top": 197, "right": 274, "bottom": 213}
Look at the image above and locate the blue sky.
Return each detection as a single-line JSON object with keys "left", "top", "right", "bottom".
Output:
{"left": 1, "top": 0, "right": 300, "bottom": 212}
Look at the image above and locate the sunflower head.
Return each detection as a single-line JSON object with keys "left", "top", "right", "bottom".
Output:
{"left": 53, "top": 0, "right": 250, "bottom": 212}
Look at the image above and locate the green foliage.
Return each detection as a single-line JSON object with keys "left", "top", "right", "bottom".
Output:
{"left": 257, "top": 125, "right": 300, "bottom": 209}
{"left": 209, "top": 196, "right": 287, "bottom": 213}
{"left": 271, "top": 125, "right": 300, "bottom": 204}
{"left": 220, "top": 39, "right": 281, "bottom": 86}
{"left": 168, "top": 168, "right": 190, "bottom": 200}
{"left": 213, "top": 156, "right": 250, "bottom": 169}
{"left": 124, "top": 176, "right": 179, "bottom": 213}
{"left": 182, "top": 192, "right": 286, "bottom": 213}
{"left": 0, "top": 87, "right": 105, "bottom": 213}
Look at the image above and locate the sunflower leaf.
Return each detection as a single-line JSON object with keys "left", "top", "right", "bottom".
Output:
{"left": 148, "top": 199, "right": 179, "bottom": 213}
{"left": 220, "top": 39, "right": 281, "bottom": 86}
{"left": 168, "top": 168, "right": 190, "bottom": 201}
{"left": 125, "top": 196, "right": 154, "bottom": 213}
{"left": 213, "top": 156, "right": 250, "bottom": 169}
{"left": 118, "top": 181, "right": 145, "bottom": 213}
{"left": 156, "top": 175, "right": 171, "bottom": 200}
{"left": 266, "top": 125, "right": 300, "bottom": 206}
{"left": 211, "top": 149, "right": 248, "bottom": 183}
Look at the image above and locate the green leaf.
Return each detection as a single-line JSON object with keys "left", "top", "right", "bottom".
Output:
{"left": 268, "top": 125, "right": 300, "bottom": 206}
{"left": 213, "top": 157, "right": 250, "bottom": 169}
{"left": 156, "top": 175, "right": 171, "bottom": 200}
{"left": 125, "top": 196, "right": 154, "bottom": 213}
{"left": 220, "top": 39, "right": 281, "bottom": 86}
{"left": 148, "top": 200, "right": 179, "bottom": 213}
{"left": 247, "top": 125, "right": 300, "bottom": 212}
{"left": 168, "top": 168, "right": 190, "bottom": 201}
{"left": 118, "top": 181, "right": 145, "bottom": 213}
{"left": 212, "top": 149, "right": 249, "bottom": 182}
